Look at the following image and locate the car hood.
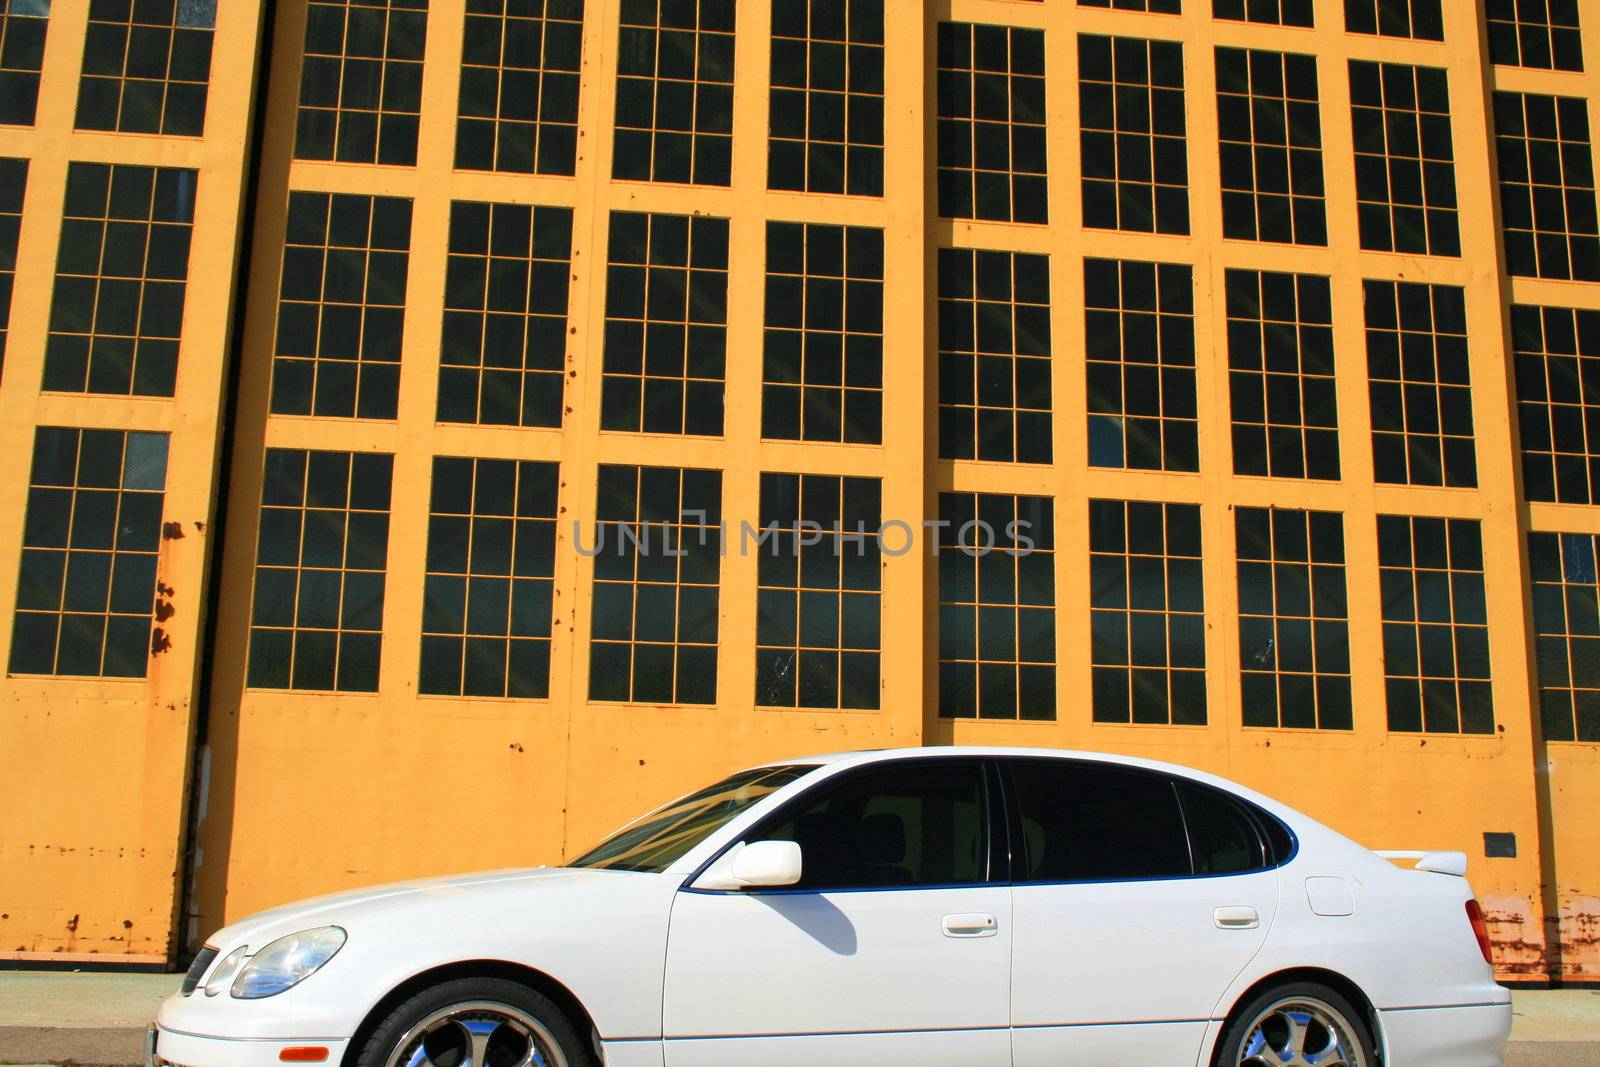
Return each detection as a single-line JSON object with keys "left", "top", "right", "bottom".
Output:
{"left": 204, "top": 865, "right": 627, "bottom": 951}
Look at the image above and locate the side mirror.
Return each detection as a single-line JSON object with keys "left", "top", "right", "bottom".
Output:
{"left": 693, "top": 840, "right": 803, "bottom": 891}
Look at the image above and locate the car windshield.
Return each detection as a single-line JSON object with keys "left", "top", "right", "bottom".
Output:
{"left": 567, "top": 764, "right": 816, "bottom": 873}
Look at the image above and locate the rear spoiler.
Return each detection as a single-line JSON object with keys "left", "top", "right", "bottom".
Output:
{"left": 1375, "top": 850, "right": 1468, "bottom": 876}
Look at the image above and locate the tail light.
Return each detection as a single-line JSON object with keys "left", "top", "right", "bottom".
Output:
{"left": 1465, "top": 899, "right": 1493, "bottom": 964}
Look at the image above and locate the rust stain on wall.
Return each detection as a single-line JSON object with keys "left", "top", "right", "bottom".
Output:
{"left": 1556, "top": 895, "right": 1600, "bottom": 981}
{"left": 1481, "top": 893, "right": 1548, "bottom": 978}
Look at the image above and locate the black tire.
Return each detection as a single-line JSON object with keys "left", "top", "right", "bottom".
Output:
{"left": 1213, "top": 980, "right": 1378, "bottom": 1067}
{"left": 355, "top": 975, "right": 593, "bottom": 1067}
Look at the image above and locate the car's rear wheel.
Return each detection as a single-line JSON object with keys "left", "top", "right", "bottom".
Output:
{"left": 1215, "top": 980, "right": 1376, "bottom": 1067}
{"left": 356, "top": 976, "right": 590, "bottom": 1067}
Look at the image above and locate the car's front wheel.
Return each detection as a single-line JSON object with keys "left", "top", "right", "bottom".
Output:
{"left": 1214, "top": 980, "right": 1377, "bottom": 1067}
{"left": 356, "top": 976, "right": 591, "bottom": 1067}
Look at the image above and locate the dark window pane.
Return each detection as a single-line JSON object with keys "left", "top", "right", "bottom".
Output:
{"left": 613, "top": 0, "right": 735, "bottom": 186}
{"left": 938, "top": 23, "right": 1048, "bottom": 223}
{"left": 763, "top": 221, "right": 882, "bottom": 444}
{"left": 1089, "top": 498, "right": 1204, "bottom": 724}
{"left": 42, "top": 164, "right": 196, "bottom": 398}
{"left": 1494, "top": 92, "right": 1600, "bottom": 282}
{"left": 757, "top": 472, "right": 881, "bottom": 710}
{"left": 437, "top": 201, "right": 571, "bottom": 427}
{"left": 1380, "top": 514, "right": 1491, "bottom": 734}
{"left": 9, "top": 426, "right": 168, "bottom": 678}
{"left": 455, "top": 0, "right": 583, "bottom": 174}
{"left": 1078, "top": 34, "right": 1186, "bottom": 235}
{"left": 938, "top": 492, "right": 1055, "bottom": 720}
{"left": 1365, "top": 280, "right": 1475, "bottom": 488}
{"left": 272, "top": 192, "right": 412, "bottom": 420}
{"left": 588, "top": 464, "right": 721, "bottom": 704}
{"left": 248, "top": 448, "right": 392, "bottom": 692}
{"left": 1350, "top": 61, "right": 1459, "bottom": 255}
{"left": 768, "top": 0, "right": 883, "bottom": 196}
{"left": 1085, "top": 259, "right": 1197, "bottom": 473}
{"left": 296, "top": 0, "right": 427, "bottom": 165}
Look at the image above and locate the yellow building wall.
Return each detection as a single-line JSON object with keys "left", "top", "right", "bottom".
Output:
{"left": 1, "top": 0, "right": 1597, "bottom": 983}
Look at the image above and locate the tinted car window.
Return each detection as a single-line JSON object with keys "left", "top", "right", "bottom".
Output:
{"left": 1260, "top": 807, "right": 1295, "bottom": 864}
{"left": 1010, "top": 761, "right": 1191, "bottom": 882}
{"left": 570, "top": 764, "right": 814, "bottom": 872}
{"left": 1177, "top": 781, "right": 1267, "bottom": 874}
{"left": 752, "top": 762, "right": 989, "bottom": 890}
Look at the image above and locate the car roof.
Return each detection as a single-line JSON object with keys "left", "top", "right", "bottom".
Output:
{"left": 759, "top": 745, "right": 1213, "bottom": 777}
{"left": 751, "top": 746, "right": 1285, "bottom": 811}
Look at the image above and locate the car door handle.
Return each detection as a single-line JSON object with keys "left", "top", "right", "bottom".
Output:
{"left": 943, "top": 913, "right": 998, "bottom": 938}
{"left": 1214, "top": 906, "right": 1260, "bottom": 930}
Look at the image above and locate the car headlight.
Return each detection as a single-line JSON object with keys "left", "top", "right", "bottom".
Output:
{"left": 204, "top": 945, "right": 249, "bottom": 997}
{"left": 230, "top": 926, "right": 346, "bottom": 1000}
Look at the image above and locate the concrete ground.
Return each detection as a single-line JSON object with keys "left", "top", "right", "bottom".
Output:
{"left": 0, "top": 971, "right": 1595, "bottom": 1064}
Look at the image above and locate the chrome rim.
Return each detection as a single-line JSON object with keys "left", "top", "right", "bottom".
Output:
{"left": 1237, "top": 995, "right": 1366, "bottom": 1067}
{"left": 384, "top": 1000, "right": 568, "bottom": 1067}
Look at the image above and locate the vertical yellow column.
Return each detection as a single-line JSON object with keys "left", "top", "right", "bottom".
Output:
{"left": 1502, "top": 0, "right": 1600, "bottom": 984}
{"left": 0, "top": 0, "right": 267, "bottom": 959}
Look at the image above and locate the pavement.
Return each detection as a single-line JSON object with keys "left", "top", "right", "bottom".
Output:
{"left": 0, "top": 971, "right": 1597, "bottom": 1064}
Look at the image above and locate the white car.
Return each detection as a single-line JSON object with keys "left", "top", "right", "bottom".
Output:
{"left": 151, "top": 746, "right": 1511, "bottom": 1067}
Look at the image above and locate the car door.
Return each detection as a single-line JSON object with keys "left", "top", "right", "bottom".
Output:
{"left": 662, "top": 759, "right": 1011, "bottom": 1067}
{"left": 1005, "top": 759, "right": 1281, "bottom": 1067}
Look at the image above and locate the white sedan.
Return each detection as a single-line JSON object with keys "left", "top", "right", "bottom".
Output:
{"left": 151, "top": 746, "right": 1511, "bottom": 1067}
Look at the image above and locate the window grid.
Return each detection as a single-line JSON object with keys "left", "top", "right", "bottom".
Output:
{"left": 270, "top": 192, "right": 412, "bottom": 420}
{"left": 438, "top": 200, "right": 571, "bottom": 428}
{"left": 601, "top": 211, "right": 728, "bottom": 437}
{"left": 248, "top": 449, "right": 393, "bottom": 692}
{"left": 1378, "top": 515, "right": 1492, "bottom": 734}
{"left": 937, "top": 248, "right": 1052, "bottom": 465}
{"left": 1080, "top": 34, "right": 1189, "bottom": 236}
{"left": 9, "top": 427, "right": 168, "bottom": 678}
{"left": 612, "top": 0, "right": 734, "bottom": 187}
{"left": 455, "top": 0, "right": 582, "bottom": 175}
{"left": 1081, "top": 0, "right": 1180, "bottom": 13}
{"left": 768, "top": 0, "right": 883, "bottom": 197}
{"left": 589, "top": 464, "right": 722, "bottom": 705}
{"left": 41, "top": 163, "right": 196, "bottom": 398}
{"left": 1487, "top": 0, "right": 1582, "bottom": 71}
{"left": 0, "top": 156, "right": 23, "bottom": 372}
{"left": 1349, "top": 61, "right": 1460, "bottom": 257}
{"left": 419, "top": 457, "right": 558, "bottom": 699}
{"left": 1364, "top": 280, "right": 1476, "bottom": 488}
{"left": 1513, "top": 304, "right": 1600, "bottom": 504}
{"left": 755, "top": 472, "right": 882, "bottom": 711}
{"left": 295, "top": 0, "right": 427, "bottom": 166}
{"left": 1345, "top": 0, "right": 1442, "bottom": 40}
{"left": 936, "top": 22, "right": 1047, "bottom": 225}
{"left": 0, "top": 0, "right": 49, "bottom": 126}
{"left": 762, "top": 221, "right": 883, "bottom": 445}
{"left": 1494, "top": 91, "right": 1600, "bottom": 282}
{"left": 1216, "top": 47, "right": 1326, "bottom": 246}
{"left": 1236, "top": 507, "right": 1352, "bottom": 730}
{"left": 75, "top": 0, "right": 215, "bottom": 136}
{"left": 1213, "top": 0, "right": 1312, "bottom": 27}
{"left": 937, "top": 492, "right": 1056, "bottom": 721}
{"left": 1085, "top": 258, "right": 1198, "bottom": 473}
{"left": 1090, "top": 499, "right": 1206, "bottom": 725}
{"left": 1529, "top": 531, "right": 1600, "bottom": 742}
{"left": 1225, "top": 269, "right": 1339, "bottom": 480}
